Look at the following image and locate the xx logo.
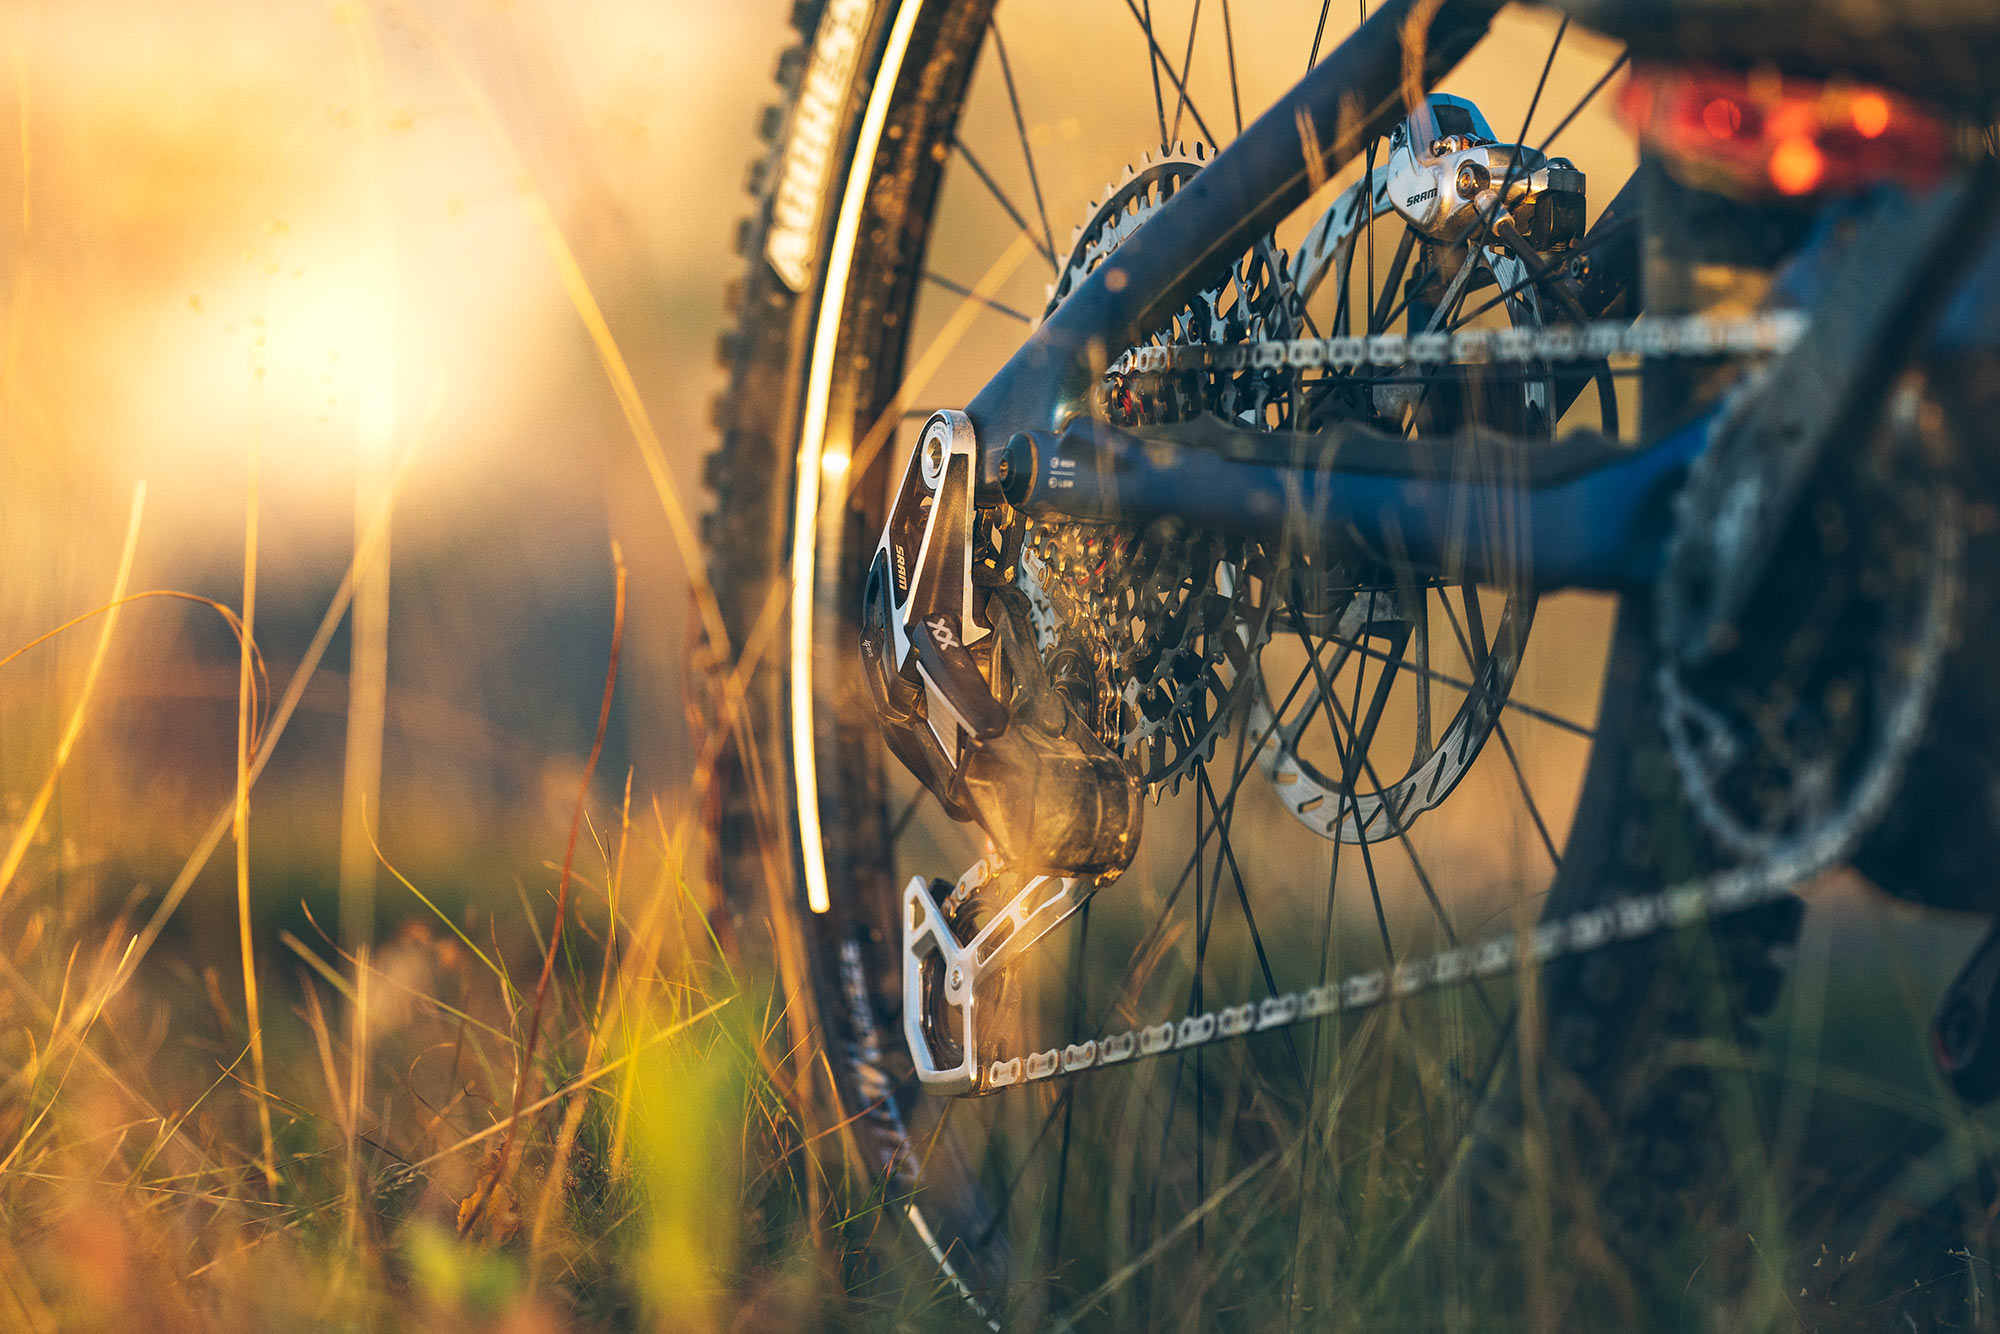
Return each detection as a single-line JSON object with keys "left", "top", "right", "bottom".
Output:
{"left": 925, "top": 615, "right": 959, "bottom": 651}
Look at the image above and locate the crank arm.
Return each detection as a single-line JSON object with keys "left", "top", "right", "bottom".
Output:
{"left": 1933, "top": 916, "right": 2000, "bottom": 1103}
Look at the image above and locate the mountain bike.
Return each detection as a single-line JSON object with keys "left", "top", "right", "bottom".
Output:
{"left": 708, "top": 0, "right": 2000, "bottom": 1323}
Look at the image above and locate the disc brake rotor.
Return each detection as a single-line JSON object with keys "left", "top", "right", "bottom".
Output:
{"left": 1234, "top": 225, "right": 1554, "bottom": 842}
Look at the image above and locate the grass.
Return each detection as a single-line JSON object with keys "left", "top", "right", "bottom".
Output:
{"left": 0, "top": 479, "right": 950, "bottom": 1330}
{"left": 6, "top": 488, "right": 1996, "bottom": 1333}
{"left": 0, "top": 591, "right": 908, "bottom": 1333}
{"left": 0, "top": 10, "right": 949, "bottom": 1322}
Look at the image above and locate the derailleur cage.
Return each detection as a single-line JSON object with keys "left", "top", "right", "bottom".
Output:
{"left": 902, "top": 861, "right": 1095, "bottom": 1095}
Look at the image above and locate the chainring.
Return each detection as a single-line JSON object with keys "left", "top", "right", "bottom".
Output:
{"left": 1658, "top": 377, "right": 1961, "bottom": 872}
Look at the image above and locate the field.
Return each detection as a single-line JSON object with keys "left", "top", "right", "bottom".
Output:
{"left": 5, "top": 1, "right": 2000, "bottom": 1330}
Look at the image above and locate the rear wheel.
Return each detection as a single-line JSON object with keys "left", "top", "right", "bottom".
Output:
{"left": 707, "top": 3, "right": 1801, "bottom": 1321}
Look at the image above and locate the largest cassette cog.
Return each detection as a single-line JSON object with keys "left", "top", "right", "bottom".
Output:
{"left": 1018, "top": 145, "right": 1299, "bottom": 790}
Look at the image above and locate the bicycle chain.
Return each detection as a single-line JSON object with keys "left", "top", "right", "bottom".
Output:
{"left": 1104, "top": 309, "right": 1806, "bottom": 382}
{"left": 954, "top": 307, "right": 1820, "bottom": 1096}
{"left": 974, "top": 852, "right": 1810, "bottom": 1092}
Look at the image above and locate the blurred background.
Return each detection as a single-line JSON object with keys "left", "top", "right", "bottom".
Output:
{"left": 1, "top": 0, "right": 789, "bottom": 930}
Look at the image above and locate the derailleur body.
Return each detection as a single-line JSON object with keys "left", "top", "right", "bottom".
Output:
{"left": 858, "top": 410, "right": 1143, "bottom": 879}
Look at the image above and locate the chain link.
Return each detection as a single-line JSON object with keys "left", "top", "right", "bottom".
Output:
{"left": 977, "top": 849, "right": 1812, "bottom": 1092}
{"left": 1106, "top": 310, "right": 1807, "bottom": 381}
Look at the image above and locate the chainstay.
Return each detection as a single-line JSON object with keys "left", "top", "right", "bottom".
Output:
{"left": 978, "top": 855, "right": 1807, "bottom": 1093}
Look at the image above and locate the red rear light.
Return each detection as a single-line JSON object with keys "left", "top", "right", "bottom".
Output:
{"left": 1622, "top": 65, "right": 1954, "bottom": 199}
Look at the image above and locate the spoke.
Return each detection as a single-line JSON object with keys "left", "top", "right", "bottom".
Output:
{"left": 1139, "top": 0, "right": 1169, "bottom": 147}
{"left": 1094, "top": 652, "right": 1323, "bottom": 1039}
{"left": 1307, "top": 0, "right": 1335, "bottom": 69}
{"left": 1219, "top": 0, "right": 1243, "bottom": 137}
{"left": 1436, "top": 591, "right": 1564, "bottom": 869}
{"left": 1350, "top": 997, "right": 1520, "bottom": 1290}
{"left": 888, "top": 788, "right": 925, "bottom": 845}
{"left": 922, "top": 269, "right": 1035, "bottom": 324}
{"left": 1292, "top": 611, "right": 1359, "bottom": 1308}
{"left": 1193, "top": 780, "right": 1208, "bottom": 1253}
{"left": 878, "top": 27, "right": 1643, "bottom": 1295}
{"left": 1362, "top": 142, "right": 1378, "bottom": 337}
{"left": 1296, "top": 623, "right": 1355, "bottom": 999}
{"left": 1519, "top": 17, "right": 1567, "bottom": 140}
{"left": 1140, "top": 1048, "right": 1184, "bottom": 1301}
{"left": 1197, "top": 763, "right": 1308, "bottom": 1084}
{"left": 1262, "top": 623, "right": 1363, "bottom": 775}
{"left": 1046, "top": 902, "right": 1093, "bottom": 1270}
{"left": 1412, "top": 38, "right": 1619, "bottom": 385}
{"left": 1321, "top": 666, "right": 1486, "bottom": 973}
{"left": 1315, "top": 626, "right": 1595, "bottom": 739}
{"left": 1496, "top": 721, "right": 1561, "bottom": 867}
{"left": 1447, "top": 210, "right": 1636, "bottom": 330}
{"left": 1143, "top": 791, "right": 1234, "bottom": 1280}
{"left": 958, "top": 572, "right": 1538, "bottom": 1259}
{"left": 1331, "top": 205, "right": 1361, "bottom": 337}
{"left": 1281, "top": 602, "right": 1499, "bottom": 1024}
{"left": 1459, "top": 22, "right": 1580, "bottom": 267}
{"left": 1340, "top": 600, "right": 1405, "bottom": 968}
{"left": 1420, "top": 239, "right": 1483, "bottom": 336}
{"left": 1168, "top": 0, "right": 1203, "bottom": 147}
{"left": 951, "top": 137, "right": 1058, "bottom": 269}
{"left": 1122, "top": 0, "right": 1219, "bottom": 150}
{"left": 1459, "top": 579, "right": 1490, "bottom": 674}
{"left": 989, "top": 21, "right": 1059, "bottom": 271}
{"left": 1077, "top": 665, "right": 1325, "bottom": 1268}
{"left": 1369, "top": 225, "right": 1416, "bottom": 336}
{"left": 976, "top": 1081, "right": 1077, "bottom": 1249}
{"left": 1282, "top": 592, "right": 1395, "bottom": 1062}
{"left": 1412, "top": 594, "right": 1433, "bottom": 761}
{"left": 1533, "top": 50, "right": 1628, "bottom": 162}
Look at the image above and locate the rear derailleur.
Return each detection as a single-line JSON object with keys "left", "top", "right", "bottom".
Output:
{"left": 858, "top": 410, "right": 1144, "bottom": 1093}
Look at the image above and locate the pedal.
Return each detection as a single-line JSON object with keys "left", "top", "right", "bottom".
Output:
{"left": 1931, "top": 917, "right": 2000, "bottom": 1102}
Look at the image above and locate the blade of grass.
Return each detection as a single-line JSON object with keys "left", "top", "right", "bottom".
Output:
{"left": 415, "top": 995, "right": 731, "bottom": 1172}
{"left": 0, "top": 482, "right": 144, "bottom": 900}
{"left": 336, "top": 0, "right": 397, "bottom": 959}
{"left": 128, "top": 393, "right": 434, "bottom": 973}
{"left": 0, "top": 934, "right": 138, "bottom": 1176}
{"left": 235, "top": 387, "right": 277, "bottom": 1191}
{"left": 0, "top": 590, "right": 267, "bottom": 727}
